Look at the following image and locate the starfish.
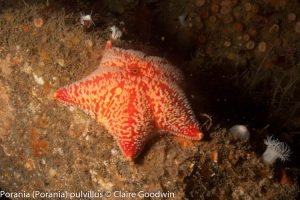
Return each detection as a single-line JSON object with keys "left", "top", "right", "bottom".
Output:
{"left": 54, "top": 41, "right": 203, "bottom": 159}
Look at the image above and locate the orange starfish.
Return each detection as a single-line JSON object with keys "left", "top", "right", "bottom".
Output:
{"left": 54, "top": 42, "right": 203, "bottom": 159}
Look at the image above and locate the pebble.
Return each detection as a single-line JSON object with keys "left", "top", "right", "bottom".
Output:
{"left": 85, "top": 39, "right": 93, "bottom": 48}
{"left": 48, "top": 168, "right": 57, "bottom": 178}
{"left": 21, "top": 62, "right": 32, "bottom": 74}
{"left": 24, "top": 159, "right": 36, "bottom": 171}
{"left": 56, "top": 58, "right": 65, "bottom": 67}
{"left": 33, "top": 73, "right": 45, "bottom": 85}
{"left": 111, "top": 148, "right": 119, "bottom": 156}
{"left": 229, "top": 125, "right": 250, "bottom": 141}
{"left": 41, "top": 158, "right": 46, "bottom": 165}
{"left": 69, "top": 106, "right": 76, "bottom": 112}
{"left": 53, "top": 147, "right": 64, "bottom": 156}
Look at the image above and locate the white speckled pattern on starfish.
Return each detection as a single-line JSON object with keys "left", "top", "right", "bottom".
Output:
{"left": 54, "top": 42, "right": 203, "bottom": 159}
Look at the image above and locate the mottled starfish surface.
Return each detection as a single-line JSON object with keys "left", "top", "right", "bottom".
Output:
{"left": 54, "top": 42, "right": 203, "bottom": 159}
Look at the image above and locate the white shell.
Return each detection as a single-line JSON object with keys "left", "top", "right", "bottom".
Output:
{"left": 33, "top": 73, "right": 45, "bottom": 85}
{"left": 228, "top": 125, "right": 250, "bottom": 141}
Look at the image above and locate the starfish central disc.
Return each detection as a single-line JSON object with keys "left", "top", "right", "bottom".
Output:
{"left": 54, "top": 43, "right": 203, "bottom": 159}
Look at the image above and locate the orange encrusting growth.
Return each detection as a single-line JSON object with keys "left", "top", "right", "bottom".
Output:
{"left": 30, "top": 128, "right": 49, "bottom": 157}
{"left": 54, "top": 42, "right": 203, "bottom": 159}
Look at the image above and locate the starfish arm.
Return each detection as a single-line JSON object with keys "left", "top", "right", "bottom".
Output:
{"left": 105, "top": 85, "right": 155, "bottom": 159}
{"left": 54, "top": 68, "right": 122, "bottom": 115}
{"left": 147, "top": 80, "right": 203, "bottom": 140}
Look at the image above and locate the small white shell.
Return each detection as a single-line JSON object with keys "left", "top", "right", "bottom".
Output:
{"left": 228, "top": 125, "right": 250, "bottom": 141}
{"left": 33, "top": 73, "right": 45, "bottom": 85}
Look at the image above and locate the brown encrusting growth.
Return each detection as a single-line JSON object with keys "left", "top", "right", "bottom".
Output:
{"left": 30, "top": 128, "right": 49, "bottom": 157}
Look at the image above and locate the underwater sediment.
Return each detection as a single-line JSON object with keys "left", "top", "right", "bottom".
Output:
{"left": 0, "top": 0, "right": 299, "bottom": 199}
